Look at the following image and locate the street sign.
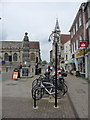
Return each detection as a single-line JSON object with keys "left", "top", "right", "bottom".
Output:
{"left": 80, "top": 41, "right": 87, "bottom": 47}
{"left": 2, "top": 61, "right": 5, "bottom": 65}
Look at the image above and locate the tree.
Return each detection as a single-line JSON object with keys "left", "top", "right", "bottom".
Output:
{"left": 42, "top": 60, "right": 47, "bottom": 65}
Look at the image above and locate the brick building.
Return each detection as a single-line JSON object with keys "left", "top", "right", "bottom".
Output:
{"left": 84, "top": 1, "right": 90, "bottom": 80}
{"left": 69, "top": 3, "right": 86, "bottom": 77}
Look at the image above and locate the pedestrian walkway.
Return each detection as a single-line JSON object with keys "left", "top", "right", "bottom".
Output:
{"left": 2, "top": 74, "right": 76, "bottom": 118}
{"left": 2, "top": 74, "right": 89, "bottom": 118}
{"left": 66, "top": 74, "right": 88, "bottom": 118}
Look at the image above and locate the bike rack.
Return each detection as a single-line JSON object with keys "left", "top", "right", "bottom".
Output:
{"left": 33, "top": 89, "right": 38, "bottom": 109}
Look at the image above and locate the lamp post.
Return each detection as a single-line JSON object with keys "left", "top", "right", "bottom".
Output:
{"left": 9, "top": 45, "right": 12, "bottom": 69}
{"left": 48, "top": 30, "right": 60, "bottom": 107}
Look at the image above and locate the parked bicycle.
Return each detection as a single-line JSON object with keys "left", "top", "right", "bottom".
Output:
{"left": 31, "top": 72, "right": 68, "bottom": 100}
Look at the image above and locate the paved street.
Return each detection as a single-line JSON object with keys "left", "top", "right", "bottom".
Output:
{"left": 1, "top": 72, "right": 89, "bottom": 119}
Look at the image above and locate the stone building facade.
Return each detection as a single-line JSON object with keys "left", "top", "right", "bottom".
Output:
{"left": 0, "top": 33, "right": 41, "bottom": 74}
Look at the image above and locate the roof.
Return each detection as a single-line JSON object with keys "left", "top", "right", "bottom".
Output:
{"left": 0, "top": 41, "right": 40, "bottom": 49}
{"left": 29, "top": 42, "right": 40, "bottom": 49}
{"left": 60, "top": 34, "right": 70, "bottom": 44}
{"left": 1, "top": 41, "right": 22, "bottom": 49}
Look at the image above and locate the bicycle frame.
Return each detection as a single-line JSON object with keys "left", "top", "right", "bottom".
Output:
{"left": 41, "top": 82, "right": 55, "bottom": 95}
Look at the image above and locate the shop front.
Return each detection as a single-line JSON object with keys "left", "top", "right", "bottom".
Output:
{"left": 69, "top": 58, "right": 75, "bottom": 70}
{"left": 75, "top": 50, "right": 85, "bottom": 77}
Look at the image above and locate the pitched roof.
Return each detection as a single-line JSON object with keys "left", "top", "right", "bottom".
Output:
{"left": 29, "top": 41, "right": 40, "bottom": 49}
{"left": 1, "top": 41, "right": 22, "bottom": 49}
{"left": 0, "top": 41, "right": 40, "bottom": 49}
{"left": 60, "top": 34, "right": 70, "bottom": 44}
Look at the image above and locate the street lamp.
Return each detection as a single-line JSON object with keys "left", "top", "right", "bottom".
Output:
{"left": 48, "top": 30, "right": 60, "bottom": 108}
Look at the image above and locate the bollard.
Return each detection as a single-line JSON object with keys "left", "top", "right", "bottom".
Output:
{"left": 34, "top": 91, "right": 36, "bottom": 108}
{"left": 33, "top": 89, "right": 38, "bottom": 109}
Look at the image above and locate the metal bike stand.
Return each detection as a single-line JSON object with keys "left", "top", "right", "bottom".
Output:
{"left": 33, "top": 89, "right": 38, "bottom": 109}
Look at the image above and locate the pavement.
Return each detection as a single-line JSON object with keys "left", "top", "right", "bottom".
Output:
{"left": 1, "top": 73, "right": 89, "bottom": 119}
{"left": 66, "top": 74, "right": 88, "bottom": 118}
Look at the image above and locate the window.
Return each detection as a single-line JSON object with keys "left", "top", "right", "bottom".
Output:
{"left": 30, "top": 53, "right": 35, "bottom": 61}
{"left": 4, "top": 53, "right": 9, "bottom": 61}
{"left": 79, "top": 35, "right": 82, "bottom": 41}
{"left": 71, "top": 31, "right": 73, "bottom": 38}
{"left": 72, "top": 44, "right": 74, "bottom": 53}
{"left": 76, "top": 40, "right": 78, "bottom": 49}
{"left": 73, "top": 27, "right": 75, "bottom": 35}
{"left": 79, "top": 14, "right": 82, "bottom": 27}
{"left": 13, "top": 53, "right": 17, "bottom": 61}
{"left": 89, "top": 28, "right": 90, "bottom": 43}
{"left": 76, "top": 22, "right": 78, "bottom": 32}
{"left": 74, "top": 42, "right": 75, "bottom": 52}
{"left": 88, "top": 6, "right": 90, "bottom": 19}
{"left": 66, "top": 55, "right": 68, "bottom": 60}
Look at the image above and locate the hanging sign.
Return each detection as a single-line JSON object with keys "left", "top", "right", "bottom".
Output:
{"left": 80, "top": 41, "right": 87, "bottom": 47}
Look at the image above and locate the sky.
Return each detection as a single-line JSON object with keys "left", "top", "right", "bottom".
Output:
{"left": 0, "top": 0, "right": 87, "bottom": 62}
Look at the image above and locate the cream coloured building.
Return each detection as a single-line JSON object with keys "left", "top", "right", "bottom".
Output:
{"left": 0, "top": 33, "right": 41, "bottom": 74}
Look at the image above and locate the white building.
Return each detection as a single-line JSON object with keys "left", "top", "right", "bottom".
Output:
{"left": 64, "top": 40, "right": 72, "bottom": 72}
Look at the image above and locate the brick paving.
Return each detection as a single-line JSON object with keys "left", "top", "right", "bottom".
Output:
{"left": 65, "top": 74, "right": 88, "bottom": 118}
{"left": 2, "top": 74, "right": 89, "bottom": 118}
{"left": 2, "top": 96, "right": 75, "bottom": 118}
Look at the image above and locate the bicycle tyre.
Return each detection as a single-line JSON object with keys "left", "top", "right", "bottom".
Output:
{"left": 32, "top": 87, "right": 42, "bottom": 100}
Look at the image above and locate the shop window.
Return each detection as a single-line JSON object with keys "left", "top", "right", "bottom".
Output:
{"left": 30, "top": 53, "right": 35, "bottom": 61}
{"left": 13, "top": 53, "right": 17, "bottom": 61}
{"left": 4, "top": 53, "right": 9, "bottom": 61}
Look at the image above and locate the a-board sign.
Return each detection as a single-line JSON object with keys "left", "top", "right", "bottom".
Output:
{"left": 12, "top": 72, "right": 18, "bottom": 80}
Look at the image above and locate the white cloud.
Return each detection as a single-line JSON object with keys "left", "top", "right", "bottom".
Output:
{"left": 0, "top": 2, "right": 86, "bottom": 61}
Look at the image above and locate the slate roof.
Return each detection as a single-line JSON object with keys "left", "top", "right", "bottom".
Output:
{"left": 0, "top": 41, "right": 40, "bottom": 49}
{"left": 60, "top": 34, "right": 70, "bottom": 45}
{"left": 29, "top": 42, "right": 40, "bottom": 49}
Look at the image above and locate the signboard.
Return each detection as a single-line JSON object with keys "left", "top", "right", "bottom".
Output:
{"left": 76, "top": 50, "right": 84, "bottom": 58}
{"left": 2, "top": 61, "right": 5, "bottom": 65}
{"left": 80, "top": 41, "right": 87, "bottom": 47}
{"left": 12, "top": 72, "right": 18, "bottom": 80}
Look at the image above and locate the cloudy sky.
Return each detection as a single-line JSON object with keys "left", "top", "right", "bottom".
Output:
{"left": 0, "top": 0, "right": 87, "bottom": 62}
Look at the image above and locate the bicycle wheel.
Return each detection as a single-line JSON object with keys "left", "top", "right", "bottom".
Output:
{"left": 32, "top": 79, "right": 39, "bottom": 87}
{"left": 32, "top": 87, "right": 42, "bottom": 100}
{"left": 63, "top": 83, "right": 68, "bottom": 94}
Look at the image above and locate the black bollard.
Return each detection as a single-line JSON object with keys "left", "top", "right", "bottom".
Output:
{"left": 34, "top": 89, "right": 36, "bottom": 108}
